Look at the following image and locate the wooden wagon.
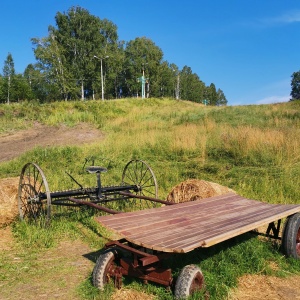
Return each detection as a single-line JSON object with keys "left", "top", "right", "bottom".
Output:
{"left": 93, "top": 192, "right": 300, "bottom": 299}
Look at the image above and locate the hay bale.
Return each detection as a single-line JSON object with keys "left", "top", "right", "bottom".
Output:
{"left": 167, "top": 179, "right": 235, "bottom": 203}
{"left": 0, "top": 177, "right": 19, "bottom": 226}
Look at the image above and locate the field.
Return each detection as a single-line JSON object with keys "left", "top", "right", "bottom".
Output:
{"left": 0, "top": 98, "right": 300, "bottom": 299}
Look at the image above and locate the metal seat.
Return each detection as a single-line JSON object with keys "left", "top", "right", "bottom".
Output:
{"left": 86, "top": 166, "right": 107, "bottom": 174}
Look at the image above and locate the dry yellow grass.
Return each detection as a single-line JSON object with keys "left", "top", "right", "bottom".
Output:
{"left": 0, "top": 177, "right": 19, "bottom": 226}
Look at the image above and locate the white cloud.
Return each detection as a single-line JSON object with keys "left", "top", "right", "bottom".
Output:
{"left": 256, "top": 95, "right": 290, "bottom": 105}
{"left": 262, "top": 10, "right": 300, "bottom": 25}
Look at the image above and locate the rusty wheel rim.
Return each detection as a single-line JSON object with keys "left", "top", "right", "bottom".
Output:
{"left": 296, "top": 227, "right": 300, "bottom": 257}
{"left": 189, "top": 272, "right": 204, "bottom": 294}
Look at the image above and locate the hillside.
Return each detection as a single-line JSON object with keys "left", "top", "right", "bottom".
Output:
{"left": 0, "top": 98, "right": 299, "bottom": 299}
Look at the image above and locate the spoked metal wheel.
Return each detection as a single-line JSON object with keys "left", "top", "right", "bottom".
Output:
{"left": 18, "top": 162, "right": 51, "bottom": 226}
{"left": 121, "top": 159, "right": 158, "bottom": 210}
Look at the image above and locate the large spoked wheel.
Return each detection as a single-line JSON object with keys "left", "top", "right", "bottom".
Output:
{"left": 282, "top": 213, "right": 300, "bottom": 259}
{"left": 18, "top": 162, "right": 51, "bottom": 225}
{"left": 92, "top": 249, "right": 119, "bottom": 290}
{"left": 121, "top": 159, "right": 158, "bottom": 210}
{"left": 174, "top": 264, "right": 205, "bottom": 300}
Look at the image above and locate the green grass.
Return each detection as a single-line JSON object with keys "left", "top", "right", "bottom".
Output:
{"left": 1, "top": 98, "right": 300, "bottom": 299}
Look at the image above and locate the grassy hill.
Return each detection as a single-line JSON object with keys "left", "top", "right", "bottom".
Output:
{"left": 1, "top": 98, "right": 299, "bottom": 203}
{"left": 0, "top": 98, "right": 300, "bottom": 299}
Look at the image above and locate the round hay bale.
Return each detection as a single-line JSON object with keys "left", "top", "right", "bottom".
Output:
{"left": 167, "top": 179, "right": 235, "bottom": 203}
{"left": 0, "top": 177, "right": 19, "bottom": 226}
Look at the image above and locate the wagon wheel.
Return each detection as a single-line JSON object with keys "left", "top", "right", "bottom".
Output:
{"left": 174, "top": 264, "right": 205, "bottom": 299}
{"left": 18, "top": 162, "right": 51, "bottom": 226}
{"left": 282, "top": 213, "right": 300, "bottom": 259}
{"left": 93, "top": 249, "right": 119, "bottom": 290}
{"left": 121, "top": 159, "right": 158, "bottom": 210}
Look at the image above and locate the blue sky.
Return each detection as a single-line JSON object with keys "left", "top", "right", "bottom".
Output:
{"left": 1, "top": 0, "right": 299, "bottom": 105}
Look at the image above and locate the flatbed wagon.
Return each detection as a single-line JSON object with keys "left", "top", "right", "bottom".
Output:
{"left": 93, "top": 193, "right": 300, "bottom": 299}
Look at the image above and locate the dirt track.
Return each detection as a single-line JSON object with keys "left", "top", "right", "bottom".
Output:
{"left": 0, "top": 122, "right": 104, "bottom": 162}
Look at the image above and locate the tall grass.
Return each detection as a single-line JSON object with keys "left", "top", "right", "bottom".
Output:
{"left": 1, "top": 98, "right": 299, "bottom": 201}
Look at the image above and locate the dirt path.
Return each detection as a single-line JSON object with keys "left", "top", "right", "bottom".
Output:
{"left": 0, "top": 226, "right": 153, "bottom": 300}
{"left": 0, "top": 122, "right": 104, "bottom": 162}
{"left": 0, "top": 227, "right": 93, "bottom": 300}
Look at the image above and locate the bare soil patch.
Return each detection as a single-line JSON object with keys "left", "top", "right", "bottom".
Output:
{"left": 0, "top": 122, "right": 104, "bottom": 162}
{"left": 0, "top": 227, "right": 93, "bottom": 300}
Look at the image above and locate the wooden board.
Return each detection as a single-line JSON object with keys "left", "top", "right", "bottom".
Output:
{"left": 95, "top": 193, "right": 300, "bottom": 253}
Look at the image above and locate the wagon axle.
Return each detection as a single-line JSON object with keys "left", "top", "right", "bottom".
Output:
{"left": 93, "top": 240, "right": 174, "bottom": 289}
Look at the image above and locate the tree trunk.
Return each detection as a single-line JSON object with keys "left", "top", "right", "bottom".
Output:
{"left": 81, "top": 80, "right": 84, "bottom": 100}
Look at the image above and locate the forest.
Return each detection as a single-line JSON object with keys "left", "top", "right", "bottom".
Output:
{"left": 0, "top": 6, "right": 227, "bottom": 105}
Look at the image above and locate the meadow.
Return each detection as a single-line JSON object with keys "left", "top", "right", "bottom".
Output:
{"left": 0, "top": 98, "right": 300, "bottom": 299}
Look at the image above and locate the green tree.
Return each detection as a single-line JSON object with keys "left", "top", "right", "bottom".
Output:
{"left": 290, "top": 71, "right": 300, "bottom": 100}
{"left": 154, "top": 61, "right": 177, "bottom": 98}
{"left": 2, "top": 53, "right": 15, "bottom": 104}
{"left": 32, "top": 6, "right": 119, "bottom": 100}
{"left": 124, "top": 37, "right": 163, "bottom": 97}
{"left": 178, "top": 65, "right": 192, "bottom": 100}
{"left": 206, "top": 83, "right": 218, "bottom": 105}
{"left": 93, "top": 19, "right": 121, "bottom": 99}
{"left": 216, "top": 88, "right": 227, "bottom": 106}
{"left": 32, "top": 33, "right": 74, "bottom": 101}
{"left": 27, "top": 5, "right": 228, "bottom": 102}
{"left": 104, "top": 41, "right": 125, "bottom": 99}
{"left": 24, "top": 63, "right": 55, "bottom": 102}
{"left": 180, "top": 65, "right": 206, "bottom": 102}
{"left": 13, "top": 74, "right": 32, "bottom": 101}
{"left": 0, "top": 75, "right": 4, "bottom": 102}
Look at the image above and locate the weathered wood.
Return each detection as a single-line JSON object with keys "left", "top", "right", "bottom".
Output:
{"left": 96, "top": 193, "right": 300, "bottom": 253}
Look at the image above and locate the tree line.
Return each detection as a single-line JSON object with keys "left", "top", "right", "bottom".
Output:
{"left": 0, "top": 6, "right": 228, "bottom": 105}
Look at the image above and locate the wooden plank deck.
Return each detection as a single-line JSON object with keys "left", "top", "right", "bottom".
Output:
{"left": 95, "top": 193, "right": 300, "bottom": 253}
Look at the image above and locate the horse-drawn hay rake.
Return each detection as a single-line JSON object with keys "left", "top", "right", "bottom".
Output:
{"left": 18, "top": 159, "right": 167, "bottom": 225}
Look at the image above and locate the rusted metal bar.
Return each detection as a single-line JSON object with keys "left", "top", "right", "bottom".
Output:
{"left": 266, "top": 220, "right": 282, "bottom": 239}
{"left": 49, "top": 184, "right": 138, "bottom": 201}
{"left": 119, "top": 191, "right": 175, "bottom": 206}
{"left": 105, "top": 240, "right": 172, "bottom": 267}
{"left": 105, "top": 240, "right": 153, "bottom": 257}
{"left": 68, "top": 197, "right": 121, "bottom": 214}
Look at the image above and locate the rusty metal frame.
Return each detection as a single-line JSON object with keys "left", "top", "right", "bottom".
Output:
{"left": 266, "top": 220, "right": 282, "bottom": 240}
{"left": 104, "top": 239, "right": 173, "bottom": 288}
